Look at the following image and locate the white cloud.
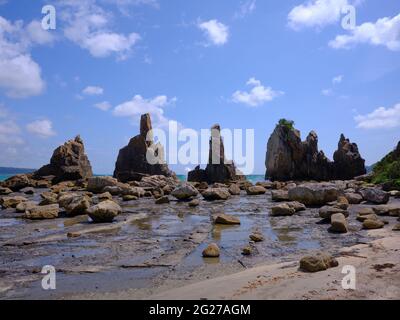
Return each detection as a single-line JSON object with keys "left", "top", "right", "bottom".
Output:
{"left": 0, "top": 16, "right": 49, "bottom": 98}
{"left": 26, "top": 20, "right": 56, "bottom": 45}
{"left": 288, "top": 0, "right": 355, "bottom": 30}
{"left": 0, "top": 106, "right": 24, "bottom": 145}
{"left": 198, "top": 19, "right": 229, "bottom": 46}
{"left": 26, "top": 119, "right": 56, "bottom": 138}
{"left": 60, "top": 1, "right": 141, "bottom": 59}
{"left": 234, "top": 0, "right": 256, "bottom": 19}
{"left": 83, "top": 86, "right": 104, "bottom": 95}
{"left": 332, "top": 75, "right": 343, "bottom": 84}
{"left": 232, "top": 78, "right": 284, "bottom": 107}
{"left": 113, "top": 94, "right": 177, "bottom": 127}
{"left": 329, "top": 13, "right": 400, "bottom": 51}
{"left": 355, "top": 103, "right": 400, "bottom": 129}
{"left": 94, "top": 101, "right": 112, "bottom": 111}
{"left": 321, "top": 88, "right": 334, "bottom": 96}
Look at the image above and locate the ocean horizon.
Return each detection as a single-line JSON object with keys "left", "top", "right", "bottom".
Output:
{"left": 0, "top": 174, "right": 266, "bottom": 184}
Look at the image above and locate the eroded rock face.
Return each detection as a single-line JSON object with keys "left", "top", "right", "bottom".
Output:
{"left": 35, "top": 136, "right": 93, "bottom": 183}
{"left": 113, "top": 113, "right": 176, "bottom": 183}
{"left": 188, "top": 124, "right": 245, "bottom": 184}
{"left": 333, "top": 134, "right": 366, "bottom": 180}
{"left": 265, "top": 123, "right": 365, "bottom": 181}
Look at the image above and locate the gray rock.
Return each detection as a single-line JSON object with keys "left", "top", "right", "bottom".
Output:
{"left": 87, "top": 200, "right": 121, "bottom": 223}
{"left": 359, "top": 188, "right": 389, "bottom": 204}
{"left": 329, "top": 213, "right": 348, "bottom": 233}
{"left": 171, "top": 184, "right": 199, "bottom": 201}
{"left": 23, "top": 204, "right": 59, "bottom": 220}
{"left": 202, "top": 188, "right": 231, "bottom": 201}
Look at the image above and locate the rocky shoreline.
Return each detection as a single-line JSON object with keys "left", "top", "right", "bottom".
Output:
{"left": 1, "top": 114, "right": 399, "bottom": 300}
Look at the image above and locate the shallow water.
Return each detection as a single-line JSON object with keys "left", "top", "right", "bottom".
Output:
{"left": 1, "top": 188, "right": 396, "bottom": 299}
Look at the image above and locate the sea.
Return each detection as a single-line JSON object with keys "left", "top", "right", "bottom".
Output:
{"left": 0, "top": 174, "right": 266, "bottom": 184}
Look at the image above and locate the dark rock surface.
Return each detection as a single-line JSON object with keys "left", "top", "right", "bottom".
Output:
{"left": 188, "top": 124, "right": 245, "bottom": 184}
{"left": 265, "top": 122, "right": 365, "bottom": 181}
{"left": 113, "top": 114, "right": 176, "bottom": 182}
{"left": 35, "top": 136, "right": 93, "bottom": 183}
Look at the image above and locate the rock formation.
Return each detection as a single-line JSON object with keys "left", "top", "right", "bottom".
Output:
{"left": 34, "top": 135, "right": 93, "bottom": 183}
{"left": 113, "top": 113, "right": 176, "bottom": 182}
{"left": 188, "top": 124, "right": 245, "bottom": 184}
{"left": 265, "top": 120, "right": 365, "bottom": 181}
{"left": 333, "top": 134, "right": 366, "bottom": 180}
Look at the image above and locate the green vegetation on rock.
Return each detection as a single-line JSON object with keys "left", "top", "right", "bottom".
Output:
{"left": 278, "top": 119, "right": 295, "bottom": 131}
{"left": 371, "top": 142, "right": 400, "bottom": 189}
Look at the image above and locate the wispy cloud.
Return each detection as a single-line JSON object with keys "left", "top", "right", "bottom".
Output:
{"left": 355, "top": 103, "right": 400, "bottom": 129}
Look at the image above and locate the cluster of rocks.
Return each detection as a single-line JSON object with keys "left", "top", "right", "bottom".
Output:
{"left": 265, "top": 122, "right": 366, "bottom": 181}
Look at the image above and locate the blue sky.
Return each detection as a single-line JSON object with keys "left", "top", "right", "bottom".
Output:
{"left": 0, "top": 0, "right": 399, "bottom": 174}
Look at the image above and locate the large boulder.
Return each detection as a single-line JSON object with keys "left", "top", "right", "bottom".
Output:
{"left": 34, "top": 136, "right": 93, "bottom": 183}
{"left": 288, "top": 183, "right": 340, "bottom": 206}
{"left": 265, "top": 120, "right": 365, "bottom": 181}
{"left": 113, "top": 113, "right": 176, "bottom": 182}
{"left": 188, "top": 124, "right": 245, "bottom": 184}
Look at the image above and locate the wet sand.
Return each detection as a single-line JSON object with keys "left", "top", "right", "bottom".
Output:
{"left": 1, "top": 189, "right": 399, "bottom": 300}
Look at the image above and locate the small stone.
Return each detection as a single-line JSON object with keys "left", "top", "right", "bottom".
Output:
{"left": 171, "top": 184, "right": 198, "bottom": 201}
{"left": 87, "top": 200, "right": 121, "bottom": 223}
{"left": 356, "top": 207, "right": 375, "bottom": 216}
{"left": 271, "top": 203, "right": 295, "bottom": 216}
{"left": 1, "top": 196, "right": 27, "bottom": 209}
{"left": 20, "top": 187, "right": 35, "bottom": 195}
{"left": 363, "top": 219, "right": 385, "bottom": 230}
{"left": 329, "top": 213, "right": 348, "bottom": 233}
{"left": 202, "top": 243, "right": 220, "bottom": 258}
{"left": 228, "top": 184, "right": 241, "bottom": 195}
{"left": 242, "top": 246, "right": 252, "bottom": 256}
{"left": 202, "top": 188, "right": 231, "bottom": 201}
{"left": 123, "top": 195, "right": 138, "bottom": 201}
{"left": 188, "top": 199, "right": 200, "bottom": 207}
{"left": 271, "top": 190, "right": 289, "bottom": 202}
{"left": 249, "top": 233, "right": 264, "bottom": 242}
{"left": 214, "top": 213, "right": 240, "bottom": 225}
{"left": 23, "top": 204, "right": 59, "bottom": 220}
{"left": 155, "top": 196, "right": 170, "bottom": 204}
{"left": 246, "top": 186, "right": 267, "bottom": 196}
{"left": 319, "top": 206, "right": 348, "bottom": 219}
{"left": 300, "top": 253, "right": 339, "bottom": 272}
{"left": 356, "top": 213, "right": 378, "bottom": 222}
{"left": 392, "top": 223, "right": 400, "bottom": 231}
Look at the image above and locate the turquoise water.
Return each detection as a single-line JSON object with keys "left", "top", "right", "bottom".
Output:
{"left": 0, "top": 174, "right": 266, "bottom": 183}
{"left": 0, "top": 174, "right": 12, "bottom": 182}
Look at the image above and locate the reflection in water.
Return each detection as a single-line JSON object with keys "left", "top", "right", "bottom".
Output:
{"left": 212, "top": 224, "right": 241, "bottom": 241}
{"left": 274, "top": 227, "right": 302, "bottom": 243}
{"left": 132, "top": 218, "right": 152, "bottom": 231}
{"left": 63, "top": 215, "right": 89, "bottom": 227}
